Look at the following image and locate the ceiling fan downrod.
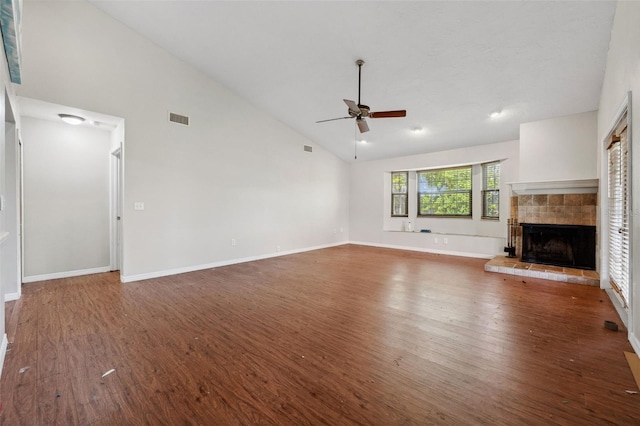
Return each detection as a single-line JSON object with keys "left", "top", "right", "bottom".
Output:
{"left": 356, "top": 59, "right": 364, "bottom": 107}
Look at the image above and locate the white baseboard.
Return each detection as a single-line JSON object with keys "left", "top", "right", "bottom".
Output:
{"left": 349, "top": 241, "right": 496, "bottom": 259}
{"left": 23, "top": 266, "right": 112, "bottom": 283}
{"left": 4, "top": 291, "right": 20, "bottom": 302}
{"left": 630, "top": 331, "right": 640, "bottom": 356}
{"left": 0, "top": 333, "right": 7, "bottom": 379}
{"left": 121, "top": 241, "right": 349, "bottom": 283}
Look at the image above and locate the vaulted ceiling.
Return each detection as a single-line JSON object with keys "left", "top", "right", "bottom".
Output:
{"left": 91, "top": 1, "right": 617, "bottom": 162}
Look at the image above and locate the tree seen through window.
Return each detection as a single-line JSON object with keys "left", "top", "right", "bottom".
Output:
{"left": 417, "top": 166, "right": 472, "bottom": 217}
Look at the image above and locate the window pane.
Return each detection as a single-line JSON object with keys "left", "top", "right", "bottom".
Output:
{"left": 391, "top": 172, "right": 408, "bottom": 217}
{"left": 392, "top": 172, "right": 407, "bottom": 194}
{"left": 483, "top": 162, "right": 500, "bottom": 190}
{"left": 417, "top": 166, "right": 472, "bottom": 217}
{"left": 483, "top": 190, "right": 500, "bottom": 218}
{"left": 392, "top": 194, "right": 407, "bottom": 216}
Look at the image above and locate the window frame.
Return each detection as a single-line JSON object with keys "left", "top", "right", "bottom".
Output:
{"left": 390, "top": 171, "right": 409, "bottom": 217}
{"left": 481, "top": 161, "right": 500, "bottom": 220}
{"left": 416, "top": 165, "right": 472, "bottom": 218}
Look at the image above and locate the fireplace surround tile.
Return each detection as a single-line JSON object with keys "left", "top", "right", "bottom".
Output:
{"left": 548, "top": 194, "right": 565, "bottom": 205}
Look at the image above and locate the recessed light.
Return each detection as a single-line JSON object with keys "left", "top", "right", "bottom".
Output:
{"left": 58, "top": 114, "right": 85, "bottom": 125}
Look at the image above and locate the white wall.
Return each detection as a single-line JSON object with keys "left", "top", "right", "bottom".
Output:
{"left": 17, "top": 1, "right": 349, "bottom": 281}
{"left": 21, "top": 117, "right": 111, "bottom": 279}
{"left": 519, "top": 111, "right": 598, "bottom": 182}
{"left": 349, "top": 140, "right": 519, "bottom": 258}
{"left": 597, "top": 1, "right": 640, "bottom": 354}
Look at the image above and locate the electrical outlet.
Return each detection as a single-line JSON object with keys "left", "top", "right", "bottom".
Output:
{"left": 340, "top": 227, "right": 344, "bottom": 233}
{"left": 444, "top": 238, "right": 449, "bottom": 245}
{"left": 134, "top": 202, "right": 144, "bottom": 211}
{"left": 231, "top": 239, "right": 236, "bottom": 246}
{"left": 276, "top": 245, "right": 281, "bottom": 252}
{"left": 434, "top": 237, "right": 438, "bottom": 243}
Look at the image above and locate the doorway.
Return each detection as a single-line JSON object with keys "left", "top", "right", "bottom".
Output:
{"left": 601, "top": 92, "right": 632, "bottom": 329}
{"left": 18, "top": 97, "right": 124, "bottom": 282}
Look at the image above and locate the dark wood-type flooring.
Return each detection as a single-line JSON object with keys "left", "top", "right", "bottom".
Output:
{"left": 1, "top": 245, "right": 639, "bottom": 425}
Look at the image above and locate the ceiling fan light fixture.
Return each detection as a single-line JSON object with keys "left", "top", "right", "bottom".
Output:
{"left": 58, "top": 113, "right": 86, "bottom": 125}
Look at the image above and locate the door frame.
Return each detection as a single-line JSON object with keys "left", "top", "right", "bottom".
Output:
{"left": 110, "top": 145, "right": 122, "bottom": 272}
{"left": 600, "top": 91, "right": 632, "bottom": 332}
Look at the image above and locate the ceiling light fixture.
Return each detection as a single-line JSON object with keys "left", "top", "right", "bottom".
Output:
{"left": 489, "top": 110, "right": 504, "bottom": 119}
{"left": 58, "top": 113, "right": 85, "bottom": 125}
{"left": 410, "top": 127, "right": 425, "bottom": 134}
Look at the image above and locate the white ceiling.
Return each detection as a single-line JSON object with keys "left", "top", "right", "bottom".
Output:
{"left": 89, "top": 1, "right": 616, "bottom": 162}
{"left": 18, "top": 97, "right": 122, "bottom": 131}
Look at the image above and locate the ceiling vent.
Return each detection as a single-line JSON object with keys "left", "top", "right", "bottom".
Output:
{"left": 169, "top": 112, "right": 190, "bottom": 126}
{"left": 304, "top": 145, "right": 313, "bottom": 152}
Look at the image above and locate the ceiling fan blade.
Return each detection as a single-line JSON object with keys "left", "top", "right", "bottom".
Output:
{"left": 356, "top": 117, "right": 369, "bottom": 133}
{"left": 343, "top": 99, "right": 361, "bottom": 115}
{"left": 369, "top": 110, "right": 407, "bottom": 119}
{"left": 316, "top": 116, "right": 353, "bottom": 123}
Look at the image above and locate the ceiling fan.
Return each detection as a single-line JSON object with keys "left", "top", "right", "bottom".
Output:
{"left": 316, "top": 59, "right": 407, "bottom": 133}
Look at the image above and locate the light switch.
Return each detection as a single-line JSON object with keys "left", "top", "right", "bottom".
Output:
{"left": 134, "top": 202, "right": 144, "bottom": 211}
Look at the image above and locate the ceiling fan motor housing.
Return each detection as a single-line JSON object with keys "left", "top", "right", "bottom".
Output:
{"left": 357, "top": 105, "right": 370, "bottom": 117}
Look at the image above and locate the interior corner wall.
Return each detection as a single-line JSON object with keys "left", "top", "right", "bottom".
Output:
{"left": 349, "top": 140, "right": 519, "bottom": 258}
{"left": 0, "top": 31, "right": 19, "bottom": 374}
{"left": 18, "top": 1, "right": 349, "bottom": 280}
{"left": 21, "top": 117, "right": 111, "bottom": 278}
{"left": 597, "top": 1, "right": 640, "bottom": 354}
{"left": 519, "top": 111, "right": 598, "bottom": 182}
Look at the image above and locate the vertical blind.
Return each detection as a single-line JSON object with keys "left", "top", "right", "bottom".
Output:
{"left": 607, "top": 123, "right": 629, "bottom": 307}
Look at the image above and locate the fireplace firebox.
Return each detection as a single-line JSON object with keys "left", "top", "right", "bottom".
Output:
{"left": 521, "top": 223, "right": 596, "bottom": 270}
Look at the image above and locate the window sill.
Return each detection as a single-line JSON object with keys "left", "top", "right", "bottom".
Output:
{"left": 383, "top": 230, "right": 501, "bottom": 238}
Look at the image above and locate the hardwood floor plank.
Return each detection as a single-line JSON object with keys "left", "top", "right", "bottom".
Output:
{"left": 2, "top": 245, "right": 639, "bottom": 424}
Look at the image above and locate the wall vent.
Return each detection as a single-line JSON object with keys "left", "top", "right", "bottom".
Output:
{"left": 169, "top": 112, "right": 190, "bottom": 126}
{"left": 304, "top": 145, "right": 313, "bottom": 152}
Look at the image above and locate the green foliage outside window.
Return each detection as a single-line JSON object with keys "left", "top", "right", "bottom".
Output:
{"left": 417, "top": 166, "right": 472, "bottom": 217}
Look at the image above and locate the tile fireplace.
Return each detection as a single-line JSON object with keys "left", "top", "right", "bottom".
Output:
{"left": 485, "top": 180, "right": 600, "bottom": 286}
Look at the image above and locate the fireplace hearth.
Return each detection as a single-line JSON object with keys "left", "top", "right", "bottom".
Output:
{"left": 521, "top": 223, "right": 596, "bottom": 270}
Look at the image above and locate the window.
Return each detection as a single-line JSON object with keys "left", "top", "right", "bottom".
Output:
{"left": 481, "top": 161, "right": 500, "bottom": 219}
{"left": 417, "top": 166, "right": 472, "bottom": 217}
{"left": 391, "top": 171, "right": 408, "bottom": 217}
